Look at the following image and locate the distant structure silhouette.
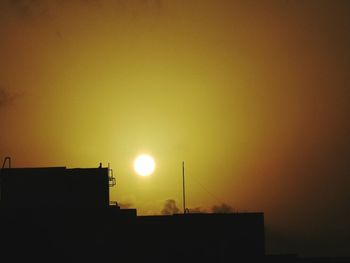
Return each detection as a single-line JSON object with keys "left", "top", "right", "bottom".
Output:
{"left": 1, "top": 156, "right": 11, "bottom": 169}
{"left": 0, "top": 160, "right": 266, "bottom": 262}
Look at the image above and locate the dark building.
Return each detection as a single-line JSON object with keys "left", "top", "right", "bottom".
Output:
{"left": 0, "top": 167, "right": 109, "bottom": 207}
{"left": 134, "top": 213, "right": 265, "bottom": 262}
{"left": 0, "top": 165, "right": 265, "bottom": 262}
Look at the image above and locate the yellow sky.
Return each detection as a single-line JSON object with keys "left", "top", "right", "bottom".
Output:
{"left": 1, "top": 0, "right": 350, "bottom": 256}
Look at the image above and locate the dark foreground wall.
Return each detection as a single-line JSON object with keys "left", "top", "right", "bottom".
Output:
{"left": 136, "top": 212, "right": 265, "bottom": 262}
{"left": 0, "top": 167, "right": 109, "bottom": 207}
{"left": 0, "top": 207, "right": 264, "bottom": 263}
{"left": 0, "top": 167, "right": 264, "bottom": 262}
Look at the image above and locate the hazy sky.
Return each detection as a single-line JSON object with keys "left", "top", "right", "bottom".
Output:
{"left": 1, "top": 0, "right": 350, "bottom": 257}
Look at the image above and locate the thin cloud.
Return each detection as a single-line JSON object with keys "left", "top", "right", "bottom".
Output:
{"left": 5, "top": 0, "right": 162, "bottom": 15}
{"left": 0, "top": 87, "right": 20, "bottom": 108}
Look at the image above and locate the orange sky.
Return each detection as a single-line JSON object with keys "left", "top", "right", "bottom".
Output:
{"left": 1, "top": 0, "right": 350, "bottom": 257}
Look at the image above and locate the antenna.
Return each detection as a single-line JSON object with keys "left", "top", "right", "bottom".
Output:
{"left": 182, "top": 161, "right": 186, "bottom": 214}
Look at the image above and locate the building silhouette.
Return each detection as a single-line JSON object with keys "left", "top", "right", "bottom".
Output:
{"left": 0, "top": 165, "right": 266, "bottom": 262}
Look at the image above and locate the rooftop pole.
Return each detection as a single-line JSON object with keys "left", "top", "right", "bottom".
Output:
{"left": 182, "top": 161, "right": 186, "bottom": 214}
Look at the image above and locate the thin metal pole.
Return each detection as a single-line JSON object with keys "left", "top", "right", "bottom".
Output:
{"left": 182, "top": 161, "right": 186, "bottom": 214}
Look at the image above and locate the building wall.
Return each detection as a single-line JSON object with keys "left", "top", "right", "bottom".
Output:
{"left": 0, "top": 167, "right": 264, "bottom": 262}
{"left": 0, "top": 167, "right": 109, "bottom": 207}
{"left": 133, "top": 213, "right": 265, "bottom": 261}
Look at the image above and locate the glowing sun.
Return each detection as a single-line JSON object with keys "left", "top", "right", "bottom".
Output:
{"left": 134, "top": 154, "right": 155, "bottom": 176}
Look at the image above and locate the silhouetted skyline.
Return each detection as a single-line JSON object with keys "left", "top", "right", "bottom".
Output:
{"left": 1, "top": 0, "right": 349, "bottom": 257}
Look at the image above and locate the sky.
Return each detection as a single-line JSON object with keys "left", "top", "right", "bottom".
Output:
{"left": 1, "top": 0, "right": 350, "bottom": 257}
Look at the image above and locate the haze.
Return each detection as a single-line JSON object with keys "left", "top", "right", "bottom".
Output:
{"left": 1, "top": 0, "right": 349, "bottom": 257}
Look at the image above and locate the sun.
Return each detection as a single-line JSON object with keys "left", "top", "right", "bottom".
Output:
{"left": 134, "top": 154, "right": 155, "bottom": 176}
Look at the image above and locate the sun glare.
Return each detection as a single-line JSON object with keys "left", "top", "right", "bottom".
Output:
{"left": 134, "top": 154, "right": 155, "bottom": 176}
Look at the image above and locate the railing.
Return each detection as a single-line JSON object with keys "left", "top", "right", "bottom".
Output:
{"left": 108, "top": 164, "right": 116, "bottom": 187}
